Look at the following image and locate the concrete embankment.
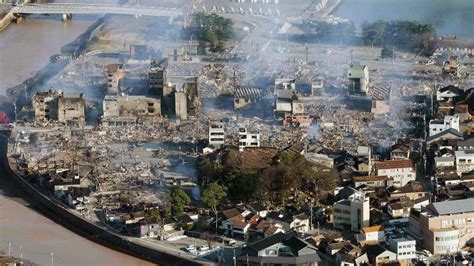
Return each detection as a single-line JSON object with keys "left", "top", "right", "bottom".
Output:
{"left": 0, "top": 11, "right": 14, "bottom": 31}
{"left": 0, "top": 130, "right": 206, "bottom": 266}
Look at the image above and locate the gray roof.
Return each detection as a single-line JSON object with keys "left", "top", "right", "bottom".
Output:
{"left": 430, "top": 198, "right": 474, "bottom": 215}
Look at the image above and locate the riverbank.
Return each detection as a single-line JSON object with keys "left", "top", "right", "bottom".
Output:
{"left": 3, "top": 16, "right": 105, "bottom": 114}
{"left": 0, "top": 11, "right": 14, "bottom": 32}
{"left": 0, "top": 129, "right": 206, "bottom": 265}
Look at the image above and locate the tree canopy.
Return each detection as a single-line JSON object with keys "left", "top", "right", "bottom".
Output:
{"left": 184, "top": 13, "right": 234, "bottom": 46}
{"left": 170, "top": 189, "right": 191, "bottom": 216}
{"left": 201, "top": 182, "right": 227, "bottom": 212}
{"left": 361, "top": 20, "right": 437, "bottom": 55}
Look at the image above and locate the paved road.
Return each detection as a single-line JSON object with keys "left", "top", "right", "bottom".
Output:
{"left": 0, "top": 131, "right": 153, "bottom": 265}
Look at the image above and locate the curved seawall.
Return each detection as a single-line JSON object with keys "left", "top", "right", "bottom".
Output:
{"left": 0, "top": 130, "right": 206, "bottom": 266}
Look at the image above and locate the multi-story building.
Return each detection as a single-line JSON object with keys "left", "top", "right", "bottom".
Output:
{"left": 455, "top": 150, "right": 474, "bottom": 175}
{"left": 208, "top": 121, "right": 225, "bottom": 147}
{"left": 374, "top": 160, "right": 416, "bottom": 188}
{"left": 106, "top": 63, "right": 124, "bottom": 95}
{"left": 419, "top": 198, "right": 474, "bottom": 254}
{"left": 388, "top": 238, "right": 416, "bottom": 261}
{"left": 32, "top": 90, "right": 86, "bottom": 124}
{"left": 429, "top": 114, "right": 460, "bottom": 136}
{"left": 238, "top": 128, "right": 260, "bottom": 151}
{"left": 102, "top": 95, "right": 161, "bottom": 126}
{"left": 149, "top": 59, "right": 168, "bottom": 97}
{"left": 333, "top": 188, "right": 370, "bottom": 232}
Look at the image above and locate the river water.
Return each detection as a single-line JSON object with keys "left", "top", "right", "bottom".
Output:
{"left": 0, "top": 14, "right": 153, "bottom": 265}
{"left": 333, "top": 0, "right": 474, "bottom": 40}
{"left": 0, "top": 15, "right": 96, "bottom": 96}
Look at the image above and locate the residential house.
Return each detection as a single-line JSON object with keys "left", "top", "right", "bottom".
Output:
{"left": 139, "top": 217, "right": 161, "bottom": 238}
{"left": 364, "top": 244, "right": 397, "bottom": 266}
{"left": 455, "top": 150, "right": 474, "bottom": 175}
{"left": 436, "top": 85, "right": 464, "bottom": 102}
{"left": 388, "top": 238, "right": 416, "bottom": 261}
{"left": 429, "top": 114, "right": 460, "bottom": 136}
{"left": 359, "top": 225, "right": 385, "bottom": 244}
{"left": 334, "top": 243, "right": 369, "bottom": 266}
{"left": 266, "top": 212, "right": 310, "bottom": 233}
{"left": 237, "top": 232, "right": 321, "bottom": 266}
{"left": 374, "top": 160, "right": 416, "bottom": 188}
{"left": 353, "top": 175, "right": 393, "bottom": 189}
{"left": 426, "top": 128, "right": 464, "bottom": 147}
{"left": 390, "top": 142, "right": 411, "bottom": 160}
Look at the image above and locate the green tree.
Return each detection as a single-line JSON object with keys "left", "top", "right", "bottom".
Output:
{"left": 201, "top": 182, "right": 227, "bottom": 232}
{"left": 147, "top": 208, "right": 161, "bottom": 221}
{"left": 381, "top": 45, "right": 395, "bottom": 59}
{"left": 171, "top": 189, "right": 191, "bottom": 216}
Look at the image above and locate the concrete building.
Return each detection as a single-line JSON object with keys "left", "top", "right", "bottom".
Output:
{"left": 149, "top": 59, "right": 168, "bottom": 97}
{"left": 32, "top": 90, "right": 85, "bottom": 124}
{"left": 429, "top": 114, "right": 460, "bottom": 136}
{"left": 419, "top": 198, "right": 474, "bottom": 254}
{"left": 275, "top": 90, "right": 304, "bottom": 115}
{"left": 208, "top": 121, "right": 225, "bottom": 147}
{"left": 283, "top": 114, "right": 312, "bottom": 127}
{"left": 455, "top": 150, "right": 474, "bottom": 174}
{"left": 374, "top": 160, "right": 416, "bottom": 188}
{"left": 238, "top": 127, "right": 260, "bottom": 151}
{"left": 106, "top": 64, "right": 124, "bottom": 95}
{"left": 388, "top": 238, "right": 416, "bottom": 261}
{"left": 333, "top": 188, "right": 370, "bottom": 232}
{"left": 348, "top": 64, "right": 369, "bottom": 94}
{"left": 311, "top": 75, "right": 325, "bottom": 96}
{"left": 163, "top": 76, "right": 199, "bottom": 120}
{"left": 102, "top": 94, "right": 161, "bottom": 126}
{"left": 274, "top": 78, "right": 296, "bottom": 95}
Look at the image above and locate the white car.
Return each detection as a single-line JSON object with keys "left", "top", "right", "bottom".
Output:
{"left": 185, "top": 245, "right": 196, "bottom": 253}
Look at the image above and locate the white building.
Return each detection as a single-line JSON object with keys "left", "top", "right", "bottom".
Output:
{"left": 208, "top": 122, "right": 225, "bottom": 147}
{"left": 374, "top": 160, "right": 416, "bottom": 188}
{"left": 333, "top": 188, "right": 370, "bottom": 232}
{"left": 388, "top": 238, "right": 416, "bottom": 261}
{"left": 238, "top": 127, "right": 260, "bottom": 151}
{"left": 455, "top": 150, "right": 474, "bottom": 175}
{"left": 429, "top": 114, "right": 460, "bottom": 136}
{"left": 360, "top": 225, "right": 385, "bottom": 243}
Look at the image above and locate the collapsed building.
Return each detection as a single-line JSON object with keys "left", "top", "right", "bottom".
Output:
{"left": 442, "top": 56, "right": 460, "bottom": 76}
{"left": 148, "top": 60, "right": 199, "bottom": 120}
{"left": 149, "top": 59, "right": 168, "bottom": 97}
{"left": 33, "top": 90, "right": 86, "bottom": 124}
{"left": 102, "top": 94, "right": 161, "bottom": 126}
{"left": 162, "top": 76, "right": 199, "bottom": 120}
{"left": 233, "top": 86, "right": 263, "bottom": 109}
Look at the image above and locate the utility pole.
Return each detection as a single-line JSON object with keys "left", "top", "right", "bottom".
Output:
{"left": 50, "top": 252, "right": 54, "bottom": 266}
{"left": 8, "top": 243, "right": 11, "bottom": 257}
{"left": 19, "top": 245, "right": 22, "bottom": 261}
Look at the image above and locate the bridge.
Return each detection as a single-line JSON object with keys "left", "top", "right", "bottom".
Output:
{"left": 11, "top": 3, "right": 182, "bottom": 18}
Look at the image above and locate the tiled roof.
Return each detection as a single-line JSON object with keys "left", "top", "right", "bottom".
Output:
{"left": 375, "top": 160, "right": 413, "bottom": 170}
{"left": 362, "top": 225, "right": 384, "bottom": 233}
{"left": 354, "top": 175, "right": 390, "bottom": 182}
